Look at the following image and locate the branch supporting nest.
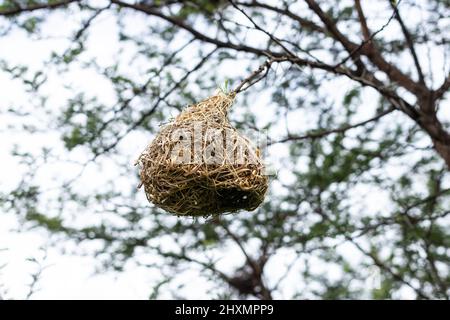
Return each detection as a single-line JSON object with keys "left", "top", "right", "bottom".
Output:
{"left": 233, "top": 59, "right": 274, "bottom": 94}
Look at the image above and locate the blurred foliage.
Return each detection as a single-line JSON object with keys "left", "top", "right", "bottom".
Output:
{"left": 0, "top": 0, "right": 449, "bottom": 299}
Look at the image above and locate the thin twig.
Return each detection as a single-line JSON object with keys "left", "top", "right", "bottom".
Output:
{"left": 335, "top": 0, "right": 402, "bottom": 68}
{"left": 389, "top": 0, "right": 426, "bottom": 85}
{"left": 271, "top": 106, "right": 396, "bottom": 145}
{"left": 0, "top": 0, "right": 79, "bottom": 16}
{"left": 229, "top": 0, "right": 296, "bottom": 58}
{"left": 233, "top": 59, "right": 273, "bottom": 93}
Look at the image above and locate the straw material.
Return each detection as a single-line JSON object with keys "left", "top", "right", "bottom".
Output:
{"left": 136, "top": 92, "right": 268, "bottom": 216}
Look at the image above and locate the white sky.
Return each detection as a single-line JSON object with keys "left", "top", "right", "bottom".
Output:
{"left": 0, "top": 0, "right": 448, "bottom": 299}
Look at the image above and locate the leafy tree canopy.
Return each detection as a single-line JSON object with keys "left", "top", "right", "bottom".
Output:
{"left": 0, "top": 0, "right": 449, "bottom": 299}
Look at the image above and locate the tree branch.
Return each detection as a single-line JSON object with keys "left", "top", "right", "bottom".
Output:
{"left": 109, "top": 0, "right": 420, "bottom": 122}
{"left": 304, "top": 0, "right": 426, "bottom": 97}
{"left": 314, "top": 204, "right": 431, "bottom": 299}
{"left": 434, "top": 74, "right": 450, "bottom": 101}
{"left": 0, "top": 0, "right": 79, "bottom": 16}
{"left": 233, "top": 59, "right": 273, "bottom": 93}
{"left": 94, "top": 47, "right": 218, "bottom": 157}
{"left": 229, "top": 0, "right": 296, "bottom": 57}
{"left": 219, "top": 221, "right": 272, "bottom": 300}
{"left": 110, "top": 0, "right": 282, "bottom": 58}
{"left": 235, "top": 1, "right": 325, "bottom": 34}
{"left": 354, "top": 0, "right": 371, "bottom": 41}
{"left": 271, "top": 106, "right": 396, "bottom": 145}
{"left": 73, "top": 4, "right": 111, "bottom": 41}
{"left": 389, "top": 0, "right": 426, "bottom": 85}
{"left": 336, "top": 0, "right": 398, "bottom": 69}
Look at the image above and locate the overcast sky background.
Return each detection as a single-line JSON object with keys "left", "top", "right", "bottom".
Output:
{"left": 0, "top": 0, "right": 448, "bottom": 299}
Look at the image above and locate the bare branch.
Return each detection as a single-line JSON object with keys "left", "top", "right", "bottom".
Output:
{"left": 235, "top": 1, "right": 325, "bottom": 34}
{"left": 110, "top": 0, "right": 282, "bottom": 58}
{"left": 349, "top": 238, "right": 430, "bottom": 299}
{"left": 271, "top": 106, "right": 396, "bottom": 145}
{"left": 389, "top": 0, "right": 426, "bottom": 85}
{"left": 229, "top": 0, "right": 297, "bottom": 57}
{"left": 109, "top": 0, "right": 421, "bottom": 124}
{"left": 94, "top": 47, "right": 218, "bottom": 157}
{"left": 233, "top": 59, "right": 273, "bottom": 94}
{"left": 219, "top": 222, "right": 272, "bottom": 300}
{"left": 354, "top": 0, "right": 371, "bottom": 41}
{"left": 434, "top": 74, "right": 450, "bottom": 101}
{"left": 304, "top": 0, "right": 426, "bottom": 97}
{"left": 73, "top": 4, "right": 111, "bottom": 41}
{"left": 0, "top": 0, "right": 79, "bottom": 16}
{"left": 91, "top": 37, "right": 196, "bottom": 141}
{"left": 314, "top": 205, "right": 431, "bottom": 299}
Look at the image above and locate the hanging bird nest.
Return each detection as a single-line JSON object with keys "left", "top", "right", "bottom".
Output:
{"left": 135, "top": 91, "right": 269, "bottom": 217}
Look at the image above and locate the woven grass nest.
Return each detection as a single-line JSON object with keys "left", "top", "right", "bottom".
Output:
{"left": 136, "top": 91, "right": 268, "bottom": 217}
